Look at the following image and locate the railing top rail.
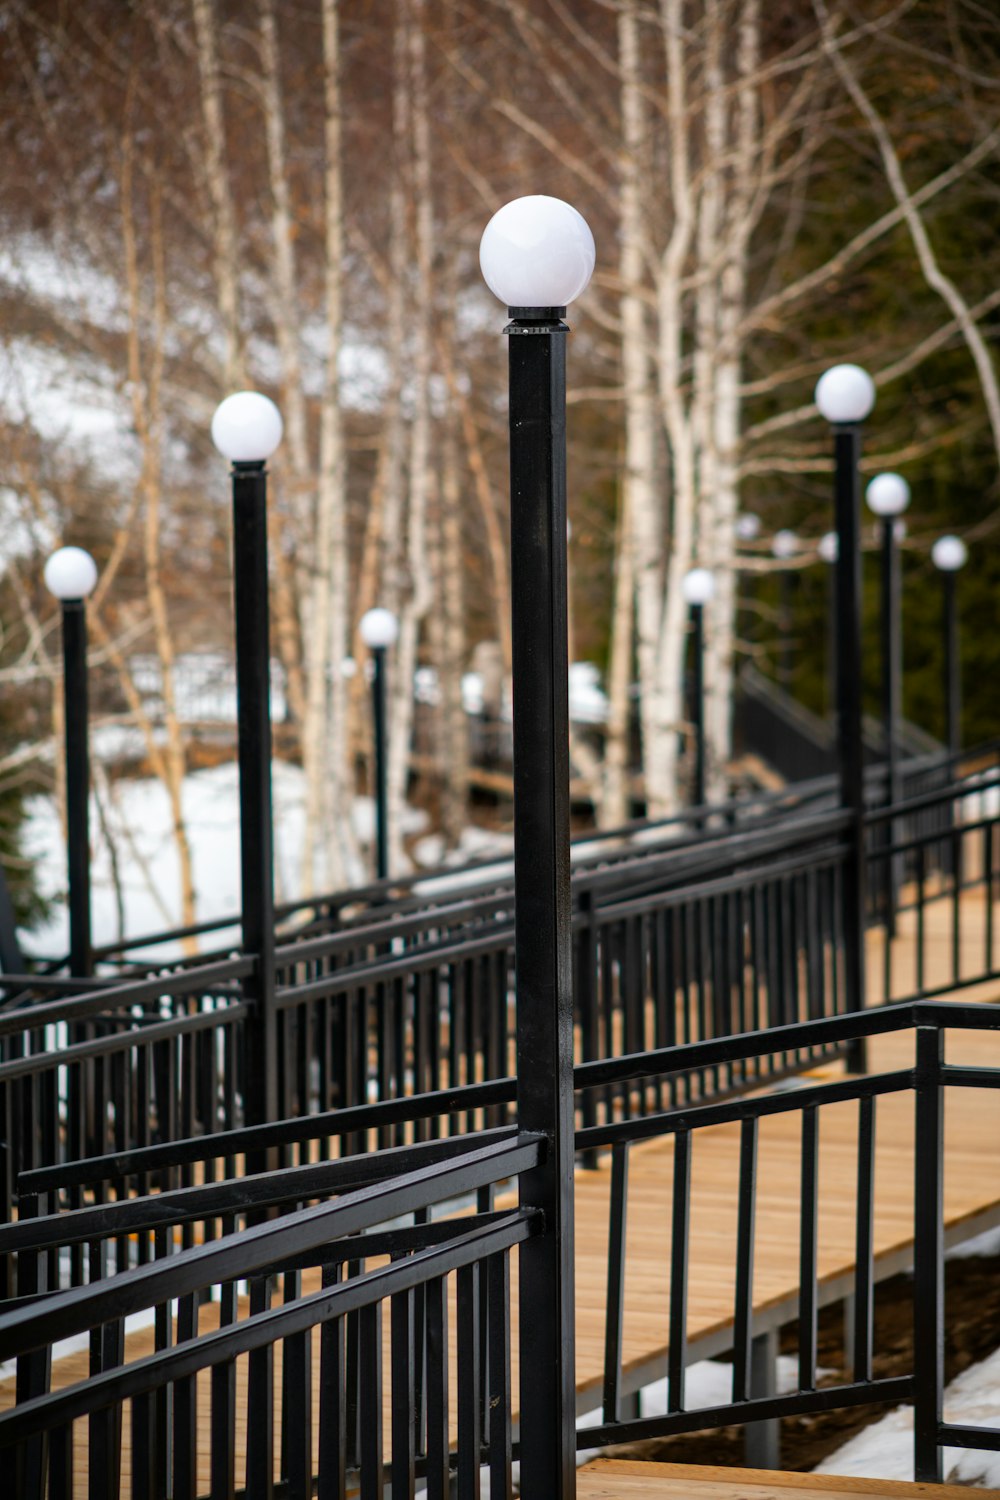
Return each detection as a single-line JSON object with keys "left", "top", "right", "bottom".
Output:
{"left": 0, "top": 954, "right": 253, "bottom": 1039}
{"left": 4, "top": 1127, "right": 518, "bottom": 1254}
{"left": 0, "top": 1130, "right": 542, "bottom": 1362}
{"left": 864, "top": 768, "right": 1000, "bottom": 826}
{"left": 0, "top": 999, "right": 249, "bottom": 1085}
{"left": 574, "top": 999, "right": 1000, "bottom": 1093}
{"left": 18, "top": 1076, "right": 518, "bottom": 1196}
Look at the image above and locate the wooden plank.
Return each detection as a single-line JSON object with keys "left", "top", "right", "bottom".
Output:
{"left": 579, "top": 1458, "right": 1000, "bottom": 1499}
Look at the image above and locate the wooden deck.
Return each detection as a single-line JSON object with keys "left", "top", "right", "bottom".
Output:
{"left": 578, "top": 1459, "right": 1000, "bottom": 1499}
{"left": 3, "top": 892, "right": 1000, "bottom": 1490}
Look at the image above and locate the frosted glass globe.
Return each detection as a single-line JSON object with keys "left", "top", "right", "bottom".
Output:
{"left": 44, "top": 546, "right": 98, "bottom": 601}
{"left": 682, "top": 568, "right": 714, "bottom": 606}
{"left": 772, "top": 529, "right": 799, "bottom": 561}
{"left": 814, "top": 364, "right": 876, "bottom": 424}
{"left": 932, "top": 536, "right": 968, "bottom": 572}
{"left": 818, "top": 532, "right": 839, "bottom": 564}
{"left": 866, "top": 472, "right": 910, "bottom": 517}
{"left": 735, "top": 513, "right": 760, "bottom": 542}
{"left": 211, "top": 392, "right": 283, "bottom": 462}
{"left": 480, "top": 196, "right": 595, "bottom": 308}
{"left": 360, "top": 607, "right": 399, "bottom": 649}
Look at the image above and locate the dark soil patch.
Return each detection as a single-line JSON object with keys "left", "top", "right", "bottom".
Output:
{"left": 606, "top": 1248, "right": 1000, "bottom": 1472}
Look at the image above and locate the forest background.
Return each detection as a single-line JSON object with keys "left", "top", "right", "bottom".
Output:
{"left": 0, "top": 0, "right": 997, "bottom": 934}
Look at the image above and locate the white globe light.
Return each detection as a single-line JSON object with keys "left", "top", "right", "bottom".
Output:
{"left": 735, "top": 513, "right": 760, "bottom": 542}
{"left": 814, "top": 364, "right": 876, "bottom": 424}
{"left": 44, "top": 546, "right": 98, "bottom": 601}
{"left": 682, "top": 568, "right": 714, "bottom": 606}
{"left": 818, "top": 532, "right": 839, "bottom": 564}
{"left": 341, "top": 656, "right": 358, "bottom": 678}
{"left": 932, "top": 535, "right": 968, "bottom": 572}
{"left": 211, "top": 391, "right": 283, "bottom": 463}
{"left": 772, "top": 529, "right": 799, "bottom": 561}
{"left": 479, "top": 195, "right": 596, "bottom": 309}
{"left": 866, "top": 472, "right": 910, "bottom": 518}
{"left": 893, "top": 519, "right": 907, "bottom": 543}
{"left": 360, "top": 607, "right": 399, "bottom": 649}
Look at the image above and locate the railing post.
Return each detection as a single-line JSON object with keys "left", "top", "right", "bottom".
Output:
{"left": 913, "top": 1024, "right": 944, "bottom": 1483}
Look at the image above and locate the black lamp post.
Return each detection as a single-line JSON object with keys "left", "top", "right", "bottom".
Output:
{"left": 931, "top": 535, "right": 968, "bottom": 759}
{"left": 480, "top": 191, "right": 595, "bottom": 1500}
{"left": 866, "top": 474, "right": 911, "bottom": 934}
{"left": 44, "top": 547, "right": 99, "bottom": 978}
{"left": 772, "top": 529, "right": 800, "bottom": 689}
{"left": 359, "top": 607, "right": 399, "bottom": 882}
{"left": 815, "top": 363, "right": 876, "bottom": 1066}
{"left": 682, "top": 567, "right": 714, "bottom": 808}
{"left": 212, "top": 390, "right": 283, "bottom": 1130}
{"left": 866, "top": 474, "right": 910, "bottom": 807}
{"left": 818, "top": 531, "right": 839, "bottom": 720}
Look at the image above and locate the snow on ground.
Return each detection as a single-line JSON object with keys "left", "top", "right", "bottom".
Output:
{"left": 816, "top": 1346, "right": 1000, "bottom": 1487}
{"left": 21, "top": 762, "right": 424, "bottom": 961}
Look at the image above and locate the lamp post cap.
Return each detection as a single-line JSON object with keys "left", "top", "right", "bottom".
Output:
{"left": 360, "top": 607, "right": 399, "bottom": 649}
{"left": 44, "top": 546, "right": 98, "bottom": 601}
{"left": 682, "top": 567, "right": 715, "bottom": 605}
{"left": 480, "top": 195, "right": 595, "bottom": 309}
{"left": 866, "top": 471, "right": 911, "bottom": 517}
{"left": 735, "top": 512, "right": 761, "bottom": 541}
{"left": 818, "top": 531, "right": 839, "bottom": 564}
{"left": 815, "top": 363, "right": 876, "bottom": 424}
{"left": 932, "top": 535, "right": 968, "bottom": 572}
{"left": 772, "top": 528, "right": 800, "bottom": 560}
{"left": 211, "top": 391, "right": 283, "bottom": 463}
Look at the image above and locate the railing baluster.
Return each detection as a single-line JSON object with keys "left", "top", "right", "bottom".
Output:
{"left": 358, "top": 1302, "right": 384, "bottom": 1500}
{"left": 733, "top": 1116, "right": 758, "bottom": 1403}
{"left": 425, "top": 1275, "right": 450, "bottom": 1500}
{"left": 602, "top": 1141, "right": 629, "bottom": 1424}
{"left": 488, "top": 1252, "right": 513, "bottom": 1500}
{"left": 798, "top": 1105, "right": 819, "bottom": 1391}
{"left": 172, "top": 1295, "right": 197, "bottom": 1500}
{"left": 913, "top": 1025, "right": 944, "bottom": 1483}
{"left": 317, "top": 1270, "right": 346, "bottom": 1500}
{"left": 668, "top": 1128, "right": 690, "bottom": 1413}
{"left": 853, "top": 1094, "right": 876, "bottom": 1382}
{"left": 246, "top": 1276, "right": 274, "bottom": 1500}
{"left": 457, "top": 1262, "right": 482, "bottom": 1500}
{"left": 391, "top": 1273, "right": 417, "bottom": 1500}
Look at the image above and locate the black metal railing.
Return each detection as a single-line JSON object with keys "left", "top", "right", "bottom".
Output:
{"left": 3, "top": 1002, "right": 999, "bottom": 1489}
{"left": 0, "top": 1131, "right": 538, "bottom": 1500}
{"left": 1, "top": 755, "right": 997, "bottom": 1237}
{"left": 574, "top": 997, "right": 1000, "bottom": 1484}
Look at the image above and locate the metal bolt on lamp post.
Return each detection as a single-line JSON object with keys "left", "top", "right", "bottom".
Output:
{"left": 480, "top": 191, "right": 595, "bottom": 1500}
{"left": 359, "top": 607, "right": 399, "bottom": 882}
{"left": 931, "top": 535, "right": 968, "bottom": 759}
{"left": 815, "top": 362, "right": 876, "bottom": 1071}
{"left": 211, "top": 390, "right": 283, "bottom": 1130}
{"left": 44, "top": 546, "right": 99, "bottom": 978}
{"left": 682, "top": 567, "right": 714, "bottom": 809}
{"left": 771, "top": 528, "right": 799, "bottom": 689}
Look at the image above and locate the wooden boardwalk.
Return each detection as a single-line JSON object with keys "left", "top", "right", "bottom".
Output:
{"left": 578, "top": 1459, "right": 1000, "bottom": 1499}
{"left": 3, "top": 892, "right": 1000, "bottom": 1490}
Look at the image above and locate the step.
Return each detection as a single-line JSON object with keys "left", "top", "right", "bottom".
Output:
{"left": 578, "top": 1458, "right": 1000, "bottom": 1499}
